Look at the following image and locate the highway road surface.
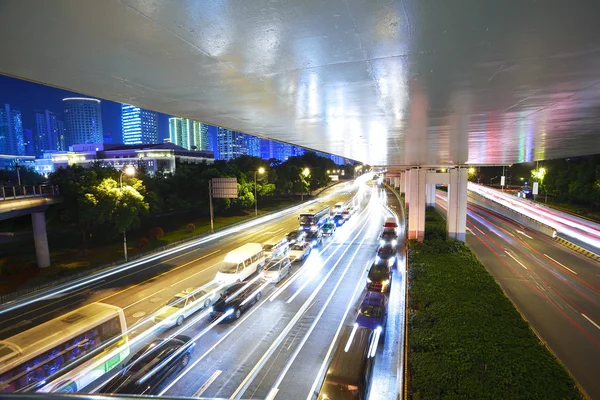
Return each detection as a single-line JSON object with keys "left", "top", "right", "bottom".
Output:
{"left": 437, "top": 191, "right": 600, "bottom": 400}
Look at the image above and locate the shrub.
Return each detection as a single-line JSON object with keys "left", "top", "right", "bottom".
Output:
{"left": 148, "top": 226, "right": 165, "bottom": 240}
{"left": 0, "top": 256, "right": 25, "bottom": 275}
{"left": 184, "top": 223, "right": 195, "bottom": 233}
{"left": 137, "top": 237, "right": 151, "bottom": 249}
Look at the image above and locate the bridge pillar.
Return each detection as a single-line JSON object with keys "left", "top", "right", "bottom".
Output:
{"left": 399, "top": 171, "right": 406, "bottom": 195}
{"left": 407, "top": 168, "right": 426, "bottom": 241}
{"left": 32, "top": 212, "right": 51, "bottom": 268}
{"left": 447, "top": 167, "right": 468, "bottom": 241}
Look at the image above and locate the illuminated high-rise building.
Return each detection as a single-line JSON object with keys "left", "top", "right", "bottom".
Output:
{"left": 216, "top": 127, "right": 247, "bottom": 160}
{"left": 0, "top": 104, "right": 24, "bottom": 155}
{"left": 121, "top": 104, "right": 158, "bottom": 145}
{"left": 168, "top": 117, "right": 209, "bottom": 150}
{"left": 62, "top": 97, "right": 103, "bottom": 146}
{"left": 35, "top": 110, "right": 65, "bottom": 155}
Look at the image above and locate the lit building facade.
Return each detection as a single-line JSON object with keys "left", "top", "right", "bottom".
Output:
{"left": 168, "top": 117, "right": 209, "bottom": 151}
{"left": 35, "top": 110, "right": 65, "bottom": 155}
{"left": 62, "top": 97, "right": 103, "bottom": 147}
{"left": 216, "top": 127, "right": 249, "bottom": 160}
{"left": 0, "top": 104, "right": 24, "bottom": 155}
{"left": 121, "top": 104, "right": 158, "bottom": 145}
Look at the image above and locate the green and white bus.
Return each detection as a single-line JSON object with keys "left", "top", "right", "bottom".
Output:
{"left": 0, "top": 302, "right": 129, "bottom": 393}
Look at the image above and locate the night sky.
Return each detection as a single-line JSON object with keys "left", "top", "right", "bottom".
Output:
{"left": 0, "top": 74, "right": 173, "bottom": 144}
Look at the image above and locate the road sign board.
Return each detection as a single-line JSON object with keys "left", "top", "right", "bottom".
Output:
{"left": 212, "top": 178, "right": 238, "bottom": 198}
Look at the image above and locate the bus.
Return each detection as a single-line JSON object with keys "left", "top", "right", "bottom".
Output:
{"left": 299, "top": 206, "right": 330, "bottom": 231}
{"left": 317, "top": 325, "right": 376, "bottom": 399}
{"left": 0, "top": 302, "right": 129, "bottom": 393}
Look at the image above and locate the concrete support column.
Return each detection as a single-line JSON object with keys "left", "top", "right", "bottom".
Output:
{"left": 447, "top": 167, "right": 468, "bottom": 241}
{"left": 393, "top": 177, "right": 400, "bottom": 189}
{"left": 407, "top": 168, "right": 426, "bottom": 241}
{"left": 32, "top": 212, "right": 51, "bottom": 268}
{"left": 399, "top": 172, "right": 406, "bottom": 194}
{"left": 426, "top": 183, "right": 436, "bottom": 207}
{"left": 404, "top": 170, "right": 411, "bottom": 207}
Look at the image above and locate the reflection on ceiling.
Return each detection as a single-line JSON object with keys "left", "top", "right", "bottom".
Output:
{"left": 1, "top": 0, "right": 600, "bottom": 166}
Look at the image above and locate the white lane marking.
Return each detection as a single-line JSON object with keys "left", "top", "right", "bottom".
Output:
{"left": 516, "top": 230, "right": 533, "bottom": 239}
{"left": 194, "top": 369, "right": 222, "bottom": 397}
{"left": 543, "top": 253, "right": 577, "bottom": 275}
{"left": 505, "top": 251, "right": 528, "bottom": 270}
{"left": 170, "top": 260, "right": 221, "bottom": 288}
{"left": 230, "top": 212, "right": 373, "bottom": 399}
{"left": 263, "top": 227, "right": 284, "bottom": 235}
{"left": 123, "top": 289, "right": 164, "bottom": 310}
{"left": 466, "top": 227, "right": 475, "bottom": 236}
{"left": 265, "top": 388, "right": 279, "bottom": 400}
{"left": 581, "top": 314, "right": 600, "bottom": 330}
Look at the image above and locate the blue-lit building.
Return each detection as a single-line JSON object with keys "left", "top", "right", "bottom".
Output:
{"left": 35, "top": 110, "right": 65, "bottom": 155}
{"left": 0, "top": 104, "right": 24, "bottom": 155}
{"left": 122, "top": 104, "right": 158, "bottom": 145}
{"left": 169, "top": 117, "right": 209, "bottom": 151}
{"left": 63, "top": 97, "right": 103, "bottom": 146}
{"left": 246, "top": 136, "right": 261, "bottom": 157}
{"left": 216, "top": 127, "right": 248, "bottom": 160}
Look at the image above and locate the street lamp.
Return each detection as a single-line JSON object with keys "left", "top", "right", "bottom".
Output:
{"left": 301, "top": 168, "right": 310, "bottom": 201}
{"left": 120, "top": 165, "right": 136, "bottom": 262}
{"left": 254, "top": 167, "right": 265, "bottom": 216}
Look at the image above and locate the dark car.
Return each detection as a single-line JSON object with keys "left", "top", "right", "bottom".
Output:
{"left": 286, "top": 230, "right": 307, "bottom": 245}
{"left": 305, "top": 230, "right": 323, "bottom": 248}
{"left": 210, "top": 281, "right": 263, "bottom": 321}
{"left": 98, "top": 336, "right": 195, "bottom": 395}
{"left": 333, "top": 214, "right": 345, "bottom": 226}
{"left": 356, "top": 292, "right": 388, "bottom": 334}
{"left": 367, "top": 259, "right": 392, "bottom": 293}
{"left": 321, "top": 221, "right": 337, "bottom": 236}
{"left": 376, "top": 245, "right": 396, "bottom": 267}
{"left": 379, "top": 228, "right": 398, "bottom": 249}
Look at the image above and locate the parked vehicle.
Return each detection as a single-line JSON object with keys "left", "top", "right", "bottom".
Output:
{"left": 333, "top": 214, "right": 345, "bottom": 226}
{"left": 262, "top": 256, "right": 292, "bottom": 283}
{"left": 215, "top": 243, "right": 265, "bottom": 284}
{"left": 210, "top": 281, "right": 264, "bottom": 321}
{"left": 317, "top": 326, "right": 375, "bottom": 400}
{"left": 98, "top": 336, "right": 195, "bottom": 395}
{"left": 286, "top": 230, "right": 307, "bottom": 245}
{"left": 321, "top": 220, "right": 337, "bottom": 236}
{"left": 289, "top": 243, "right": 311, "bottom": 262}
{"left": 376, "top": 245, "right": 396, "bottom": 267}
{"left": 305, "top": 230, "right": 323, "bottom": 248}
{"left": 262, "top": 238, "right": 289, "bottom": 261}
{"left": 367, "top": 259, "right": 392, "bottom": 293}
{"left": 154, "top": 286, "right": 217, "bottom": 327}
{"left": 355, "top": 292, "right": 388, "bottom": 335}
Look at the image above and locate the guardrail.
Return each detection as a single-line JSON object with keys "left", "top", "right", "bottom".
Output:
{"left": 1, "top": 185, "right": 60, "bottom": 200}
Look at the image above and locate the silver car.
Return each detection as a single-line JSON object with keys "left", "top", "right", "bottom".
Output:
{"left": 154, "top": 287, "right": 217, "bottom": 327}
{"left": 289, "top": 243, "right": 311, "bottom": 262}
{"left": 262, "top": 256, "right": 292, "bottom": 283}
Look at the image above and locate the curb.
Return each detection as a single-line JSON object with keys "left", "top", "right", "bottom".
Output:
{"left": 553, "top": 237, "right": 600, "bottom": 262}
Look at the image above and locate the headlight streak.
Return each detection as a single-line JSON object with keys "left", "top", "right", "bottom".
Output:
{"left": 345, "top": 323, "right": 359, "bottom": 352}
{"left": 240, "top": 280, "right": 270, "bottom": 307}
{"left": 224, "top": 274, "right": 264, "bottom": 304}
{"left": 231, "top": 210, "right": 375, "bottom": 400}
{"left": 369, "top": 326, "right": 383, "bottom": 358}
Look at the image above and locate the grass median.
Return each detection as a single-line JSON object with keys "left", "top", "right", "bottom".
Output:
{"left": 407, "top": 208, "right": 583, "bottom": 399}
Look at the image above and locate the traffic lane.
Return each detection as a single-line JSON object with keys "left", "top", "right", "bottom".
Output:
{"left": 0, "top": 188, "right": 357, "bottom": 338}
{"left": 436, "top": 199, "right": 600, "bottom": 399}
{"left": 160, "top": 197, "right": 377, "bottom": 397}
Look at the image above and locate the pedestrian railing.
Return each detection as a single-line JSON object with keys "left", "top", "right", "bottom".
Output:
{"left": 0, "top": 185, "right": 60, "bottom": 200}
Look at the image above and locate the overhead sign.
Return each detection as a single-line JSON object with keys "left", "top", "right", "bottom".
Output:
{"left": 329, "top": 175, "right": 339, "bottom": 181}
{"left": 212, "top": 178, "right": 238, "bottom": 198}
{"left": 532, "top": 182, "right": 539, "bottom": 195}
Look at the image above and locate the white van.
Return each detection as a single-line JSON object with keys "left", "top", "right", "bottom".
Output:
{"left": 215, "top": 243, "right": 266, "bottom": 283}
{"left": 262, "top": 238, "right": 289, "bottom": 260}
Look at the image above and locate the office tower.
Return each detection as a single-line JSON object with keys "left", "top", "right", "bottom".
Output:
{"left": 216, "top": 127, "right": 248, "bottom": 160}
{"left": 23, "top": 128, "right": 35, "bottom": 156}
{"left": 246, "top": 135, "right": 261, "bottom": 157}
{"left": 35, "top": 110, "right": 65, "bottom": 155}
{"left": 0, "top": 104, "right": 24, "bottom": 155}
{"left": 121, "top": 104, "right": 158, "bottom": 145}
{"left": 62, "top": 97, "right": 103, "bottom": 146}
{"left": 169, "top": 117, "right": 209, "bottom": 150}
{"left": 260, "top": 139, "right": 274, "bottom": 160}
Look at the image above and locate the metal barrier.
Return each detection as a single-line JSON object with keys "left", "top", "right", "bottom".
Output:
{"left": 0, "top": 185, "right": 60, "bottom": 200}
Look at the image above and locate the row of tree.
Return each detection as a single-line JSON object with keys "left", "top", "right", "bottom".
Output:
{"left": 42, "top": 152, "right": 352, "bottom": 247}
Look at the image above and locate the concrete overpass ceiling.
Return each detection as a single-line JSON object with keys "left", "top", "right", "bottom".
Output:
{"left": 1, "top": 0, "right": 600, "bottom": 166}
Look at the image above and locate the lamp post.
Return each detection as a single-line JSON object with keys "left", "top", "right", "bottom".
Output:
{"left": 254, "top": 167, "right": 265, "bottom": 216}
{"left": 301, "top": 167, "right": 310, "bottom": 201}
{"left": 120, "top": 165, "right": 136, "bottom": 262}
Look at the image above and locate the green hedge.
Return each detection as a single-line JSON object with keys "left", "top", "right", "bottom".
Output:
{"left": 408, "top": 209, "right": 582, "bottom": 399}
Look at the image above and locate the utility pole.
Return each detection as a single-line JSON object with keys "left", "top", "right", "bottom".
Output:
{"left": 209, "top": 180, "right": 214, "bottom": 232}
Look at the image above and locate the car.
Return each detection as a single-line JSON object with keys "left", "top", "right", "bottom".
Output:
{"left": 366, "top": 259, "right": 392, "bottom": 293}
{"left": 210, "top": 280, "right": 263, "bottom": 321}
{"left": 154, "top": 287, "right": 217, "bottom": 327}
{"left": 262, "top": 238, "right": 289, "bottom": 261}
{"left": 262, "top": 256, "right": 292, "bottom": 283}
{"left": 383, "top": 217, "right": 398, "bottom": 230}
{"left": 289, "top": 243, "right": 311, "bottom": 262}
{"left": 305, "top": 230, "right": 323, "bottom": 248}
{"left": 379, "top": 228, "right": 398, "bottom": 249}
{"left": 321, "top": 221, "right": 337, "bottom": 236}
{"left": 98, "top": 335, "right": 195, "bottom": 395}
{"left": 342, "top": 209, "right": 351, "bottom": 220}
{"left": 286, "top": 230, "right": 307, "bottom": 245}
{"left": 333, "top": 214, "right": 345, "bottom": 226}
{"left": 356, "top": 291, "right": 388, "bottom": 334}
{"left": 376, "top": 245, "right": 397, "bottom": 267}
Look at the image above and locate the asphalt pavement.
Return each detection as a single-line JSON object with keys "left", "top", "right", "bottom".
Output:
{"left": 437, "top": 191, "right": 600, "bottom": 400}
